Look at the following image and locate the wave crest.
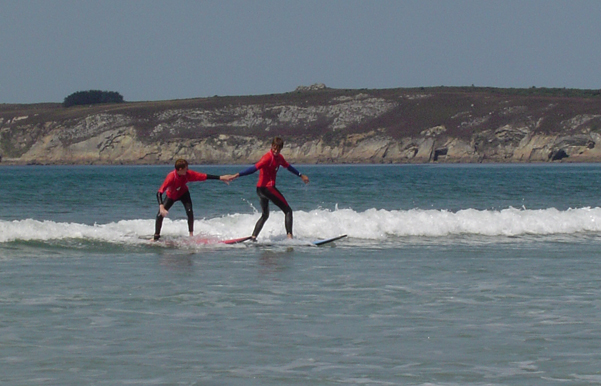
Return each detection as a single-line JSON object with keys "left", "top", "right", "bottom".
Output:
{"left": 2, "top": 207, "right": 601, "bottom": 243}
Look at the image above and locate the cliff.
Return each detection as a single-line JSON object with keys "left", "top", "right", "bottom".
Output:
{"left": 2, "top": 85, "right": 601, "bottom": 165}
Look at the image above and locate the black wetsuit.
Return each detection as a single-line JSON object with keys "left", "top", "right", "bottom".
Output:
{"left": 252, "top": 186, "right": 293, "bottom": 238}
{"left": 154, "top": 191, "right": 194, "bottom": 239}
{"left": 153, "top": 170, "right": 220, "bottom": 241}
{"left": 238, "top": 150, "right": 304, "bottom": 239}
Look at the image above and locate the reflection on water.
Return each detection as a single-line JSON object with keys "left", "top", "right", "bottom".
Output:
{"left": 258, "top": 247, "right": 295, "bottom": 276}
{"left": 159, "top": 253, "right": 195, "bottom": 271}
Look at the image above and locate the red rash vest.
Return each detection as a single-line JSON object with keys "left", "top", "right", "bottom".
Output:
{"left": 158, "top": 170, "right": 209, "bottom": 201}
{"left": 255, "top": 151, "right": 290, "bottom": 187}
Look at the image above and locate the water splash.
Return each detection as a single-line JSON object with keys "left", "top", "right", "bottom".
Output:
{"left": 2, "top": 206, "right": 601, "bottom": 245}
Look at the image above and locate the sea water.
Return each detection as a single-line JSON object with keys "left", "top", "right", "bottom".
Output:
{"left": 1, "top": 164, "right": 601, "bottom": 385}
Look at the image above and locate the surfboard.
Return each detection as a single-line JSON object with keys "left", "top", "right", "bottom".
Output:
{"left": 183, "top": 236, "right": 252, "bottom": 245}
{"left": 244, "top": 234, "right": 347, "bottom": 247}
{"left": 221, "top": 236, "right": 253, "bottom": 244}
{"left": 312, "top": 234, "right": 347, "bottom": 246}
{"left": 153, "top": 235, "right": 252, "bottom": 246}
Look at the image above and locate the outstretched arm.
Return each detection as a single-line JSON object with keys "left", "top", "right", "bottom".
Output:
{"left": 230, "top": 165, "right": 258, "bottom": 180}
{"left": 287, "top": 165, "right": 309, "bottom": 184}
{"left": 205, "top": 173, "right": 234, "bottom": 184}
{"left": 237, "top": 165, "right": 258, "bottom": 177}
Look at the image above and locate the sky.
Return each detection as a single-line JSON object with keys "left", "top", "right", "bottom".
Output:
{"left": 1, "top": 0, "right": 601, "bottom": 104}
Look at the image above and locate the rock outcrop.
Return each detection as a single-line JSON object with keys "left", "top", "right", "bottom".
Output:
{"left": 2, "top": 86, "right": 601, "bottom": 165}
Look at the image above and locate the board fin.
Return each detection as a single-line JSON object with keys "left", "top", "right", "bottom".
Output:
{"left": 312, "top": 234, "right": 347, "bottom": 246}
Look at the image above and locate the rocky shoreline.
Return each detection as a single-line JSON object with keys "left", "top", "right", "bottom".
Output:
{"left": 2, "top": 85, "right": 601, "bottom": 165}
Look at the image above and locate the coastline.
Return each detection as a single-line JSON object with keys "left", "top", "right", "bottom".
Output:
{"left": 2, "top": 86, "right": 601, "bottom": 165}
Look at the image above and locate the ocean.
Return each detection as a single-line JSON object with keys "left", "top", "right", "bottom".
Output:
{"left": 2, "top": 163, "right": 601, "bottom": 385}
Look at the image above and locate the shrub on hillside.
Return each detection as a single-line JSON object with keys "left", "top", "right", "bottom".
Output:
{"left": 63, "top": 90, "right": 124, "bottom": 107}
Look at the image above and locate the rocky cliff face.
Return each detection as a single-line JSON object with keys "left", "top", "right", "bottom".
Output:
{"left": 2, "top": 86, "right": 601, "bottom": 165}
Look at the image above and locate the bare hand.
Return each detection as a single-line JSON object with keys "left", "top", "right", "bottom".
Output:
{"left": 159, "top": 205, "right": 169, "bottom": 217}
{"left": 301, "top": 174, "right": 310, "bottom": 184}
{"left": 220, "top": 174, "right": 238, "bottom": 183}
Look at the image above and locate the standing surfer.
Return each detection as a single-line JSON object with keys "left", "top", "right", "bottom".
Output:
{"left": 231, "top": 137, "right": 309, "bottom": 240}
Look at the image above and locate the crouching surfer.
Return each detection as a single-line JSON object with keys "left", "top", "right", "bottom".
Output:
{"left": 153, "top": 159, "right": 235, "bottom": 241}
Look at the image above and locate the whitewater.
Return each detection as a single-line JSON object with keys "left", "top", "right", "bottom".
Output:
{"left": 3, "top": 206, "right": 601, "bottom": 245}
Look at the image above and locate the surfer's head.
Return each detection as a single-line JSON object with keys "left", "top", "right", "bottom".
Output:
{"left": 271, "top": 137, "right": 284, "bottom": 155}
{"left": 174, "top": 159, "right": 189, "bottom": 175}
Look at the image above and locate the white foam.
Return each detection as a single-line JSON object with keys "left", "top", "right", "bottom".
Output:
{"left": 2, "top": 206, "right": 601, "bottom": 244}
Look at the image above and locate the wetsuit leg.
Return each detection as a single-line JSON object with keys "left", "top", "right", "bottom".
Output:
{"left": 179, "top": 191, "right": 194, "bottom": 233}
{"left": 253, "top": 186, "right": 293, "bottom": 237}
{"left": 154, "top": 197, "right": 175, "bottom": 239}
{"left": 252, "top": 188, "right": 270, "bottom": 238}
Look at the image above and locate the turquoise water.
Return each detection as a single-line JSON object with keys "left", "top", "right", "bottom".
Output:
{"left": 2, "top": 164, "right": 601, "bottom": 385}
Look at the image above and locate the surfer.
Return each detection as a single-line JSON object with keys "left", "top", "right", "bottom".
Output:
{"left": 232, "top": 136, "right": 309, "bottom": 240}
{"left": 153, "top": 159, "right": 234, "bottom": 241}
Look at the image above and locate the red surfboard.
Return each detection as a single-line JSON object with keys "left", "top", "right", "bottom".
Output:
{"left": 221, "top": 236, "right": 253, "bottom": 244}
{"left": 158, "top": 236, "right": 252, "bottom": 246}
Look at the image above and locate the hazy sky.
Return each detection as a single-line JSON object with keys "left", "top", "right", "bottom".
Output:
{"left": 2, "top": 0, "right": 600, "bottom": 103}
